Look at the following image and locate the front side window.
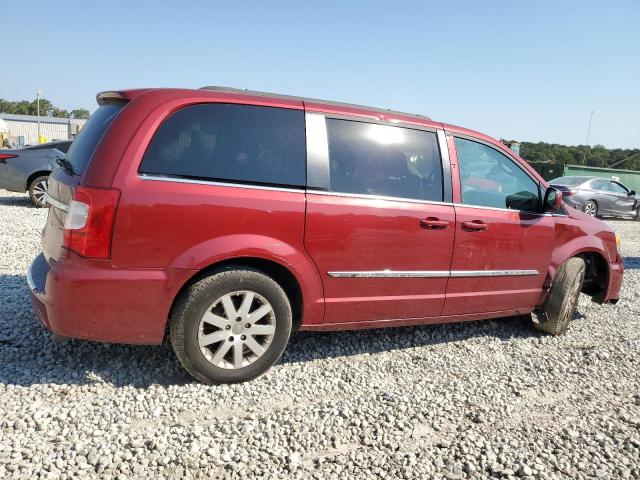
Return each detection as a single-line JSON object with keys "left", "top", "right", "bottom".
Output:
{"left": 611, "top": 182, "right": 628, "bottom": 194}
{"left": 326, "top": 118, "right": 443, "bottom": 202}
{"left": 140, "top": 104, "right": 305, "bottom": 187}
{"left": 455, "top": 137, "right": 540, "bottom": 212}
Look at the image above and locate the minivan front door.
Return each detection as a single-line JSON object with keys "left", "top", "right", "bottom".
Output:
{"left": 443, "top": 135, "right": 555, "bottom": 315}
{"left": 303, "top": 114, "right": 455, "bottom": 324}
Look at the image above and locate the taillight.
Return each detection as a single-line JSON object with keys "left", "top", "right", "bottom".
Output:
{"left": 63, "top": 187, "right": 120, "bottom": 259}
{"left": 564, "top": 190, "right": 577, "bottom": 196}
{"left": 0, "top": 153, "right": 17, "bottom": 163}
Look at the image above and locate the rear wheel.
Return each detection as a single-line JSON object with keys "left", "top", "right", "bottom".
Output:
{"left": 534, "top": 257, "right": 585, "bottom": 335}
{"left": 170, "top": 267, "right": 292, "bottom": 384}
{"left": 28, "top": 175, "right": 49, "bottom": 208}
{"left": 583, "top": 200, "right": 598, "bottom": 217}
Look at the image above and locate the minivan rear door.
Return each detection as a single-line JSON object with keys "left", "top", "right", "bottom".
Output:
{"left": 303, "top": 112, "right": 455, "bottom": 324}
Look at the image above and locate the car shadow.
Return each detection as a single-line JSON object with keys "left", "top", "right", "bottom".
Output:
{"left": 623, "top": 257, "right": 640, "bottom": 270}
{"left": 1, "top": 273, "right": 570, "bottom": 388}
{"left": 0, "top": 194, "right": 33, "bottom": 207}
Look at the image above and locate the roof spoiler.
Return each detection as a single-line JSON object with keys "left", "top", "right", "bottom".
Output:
{"left": 96, "top": 91, "right": 129, "bottom": 106}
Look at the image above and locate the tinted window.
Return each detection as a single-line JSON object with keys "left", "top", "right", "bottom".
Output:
{"left": 140, "top": 104, "right": 305, "bottom": 187}
{"left": 611, "top": 182, "right": 628, "bottom": 194}
{"left": 455, "top": 137, "right": 540, "bottom": 211}
{"left": 66, "top": 105, "right": 122, "bottom": 174}
{"left": 590, "top": 179, "right": 611, "bottom": 191}
{"left": 326, "top": 119, "right": 443, "bottom": 201}
{"left": 55, "top": 141, "right": 72, "bottom": 153}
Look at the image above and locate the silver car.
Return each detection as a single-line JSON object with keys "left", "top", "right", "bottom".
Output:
{"left": 0, "top": 140, "right": 71, "bottom": 207}
{"left": 550, "top": 175, "right": 639, "bottom": 220}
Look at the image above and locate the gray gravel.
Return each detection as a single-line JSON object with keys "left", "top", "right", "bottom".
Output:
{"left": 0, "top": 189, "right": 638, "bottom": 479}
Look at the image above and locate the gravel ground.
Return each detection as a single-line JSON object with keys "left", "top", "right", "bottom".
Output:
{"left": 0, "top": 189, "right": 638, "bottom": 480}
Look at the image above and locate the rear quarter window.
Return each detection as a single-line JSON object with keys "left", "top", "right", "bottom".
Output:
{"left": 139, "top": 103, "right": 306, "bottom": 188}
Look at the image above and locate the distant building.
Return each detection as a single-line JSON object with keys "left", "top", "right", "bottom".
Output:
{"left": 0, "top": 113, "right": 87, "bottom": 147}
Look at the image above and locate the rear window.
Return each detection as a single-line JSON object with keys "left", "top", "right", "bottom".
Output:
{"left": 139, "top": 103, "right": 305, "bottom": 188}
{"left": 65, "top": 105, "right": 122, "bottom": 174}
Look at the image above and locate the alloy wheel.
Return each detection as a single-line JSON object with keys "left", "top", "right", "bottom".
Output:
{"left": 32, "top": 179, "right": 48, "bottom": 205}
{"left": 198, "top": 290, "right": 276, "bottom": 369}
{"left": 583, "top": 201, "right": 597, "bottom": 216}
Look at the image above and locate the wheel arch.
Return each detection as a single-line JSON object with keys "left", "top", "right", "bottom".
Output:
{"left": 546, "top": 242, "right": 611, "bottom": 304}
{"left": 24, "top": 170, "right": 51, "bottom": 192}
{"left": 169, "top": 256, "right": 306, "bottom": 331}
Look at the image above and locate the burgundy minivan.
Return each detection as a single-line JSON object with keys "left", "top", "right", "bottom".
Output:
{"left": 28, "top": 87, "right": 623, "bottom": 384}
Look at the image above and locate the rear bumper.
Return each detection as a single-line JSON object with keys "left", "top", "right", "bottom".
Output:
{"left": 27, "top": 252, "right": 195, "bottom": 344}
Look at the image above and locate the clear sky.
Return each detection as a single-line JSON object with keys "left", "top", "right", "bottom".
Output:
{"left": 3, "top": 0, "right": 639, "bottom": 148}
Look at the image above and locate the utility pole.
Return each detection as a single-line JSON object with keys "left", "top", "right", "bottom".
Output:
{"left": 36, "top": 90, "right": 42, "bottom": 143}
{"left": 583, "top": 110, "right": 594, "bottom": 168}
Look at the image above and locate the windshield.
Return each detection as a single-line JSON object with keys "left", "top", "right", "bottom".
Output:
{"left": 65, "top": 105, "right": 122, "bottom": 174}
{"left": 550, "top": 176, "right": 588, "bottom": 187}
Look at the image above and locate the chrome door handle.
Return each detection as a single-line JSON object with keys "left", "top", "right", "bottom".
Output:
{"left": 420, "top": 217, "right": 450, "bottom": 230}
{"left": 461, "top": 220, "right": 488, "bottom": 232}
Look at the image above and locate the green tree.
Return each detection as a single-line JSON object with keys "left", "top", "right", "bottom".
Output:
{"left": 0, "top": 98, "right": 89, "bottom": 118}
{"left": 70, "top": 108, "right": 91, "bottom": 119}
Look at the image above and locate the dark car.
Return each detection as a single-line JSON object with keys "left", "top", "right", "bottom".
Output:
{"left": 27, "top": 87, "right": 623, "bottom": 384}
{"left": 550, "top": 176, "right": 639, "bottom": 220}
{"left": 0, "top": 140, "right": 72, "bottom": 207}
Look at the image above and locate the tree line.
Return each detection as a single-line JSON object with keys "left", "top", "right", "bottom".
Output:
{"left": 520, "top": 141, "right": 640, "bottom": 171}
{"left": 0, "top": 98, "right": 90, "bottom": 119}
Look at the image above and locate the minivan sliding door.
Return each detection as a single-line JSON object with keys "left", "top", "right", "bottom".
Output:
{"left": 303, "top": 113, "right": 455, "bottom": 324}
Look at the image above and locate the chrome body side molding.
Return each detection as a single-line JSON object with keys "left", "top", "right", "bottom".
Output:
{"left": 328, "top": 269, "right": 539, "bottom": 278}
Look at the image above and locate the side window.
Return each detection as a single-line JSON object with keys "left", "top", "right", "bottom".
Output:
{"left": 325, "top": 118, "right": 443, "bottom": 202}
{"left": 56, "top": 142, "right": 71, "bottom": 153}
{"left": 590, "top": 179, "right": 611, "bottom": 191}
{"left": 139, "top": 104, "right": 305, "bottom": 187}
{"left": 455, "top": 137, "right": 540, "bottom": 212}
{"left": 611, "top": 182, "right": 628, "bottom": 194}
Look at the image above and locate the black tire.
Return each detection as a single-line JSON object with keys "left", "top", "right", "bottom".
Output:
{"left": 28, "top": 175, "right": 49, "bottom": 208}
{"left": 583, "top": 200, "right": 598, "bottom": 217}
{"left": 534, "top": 257, "right": 585, "bottom": 335}
{"left": 170, "top": 267, "right": 292, "bottom": 384}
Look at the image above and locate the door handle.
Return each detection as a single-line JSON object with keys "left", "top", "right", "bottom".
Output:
{"left": 461, "top": 220, "right": 488, "bottom": 232}
{"left": 420, "top": 217, "right": 450, "bottom": 230}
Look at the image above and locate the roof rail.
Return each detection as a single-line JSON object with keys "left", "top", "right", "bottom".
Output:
{"left": 199, "top": 86, "right": 431, "bottom": 121}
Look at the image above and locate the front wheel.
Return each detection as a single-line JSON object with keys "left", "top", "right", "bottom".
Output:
{"left": 170, "top": 267, "right": 292, "bottom": 384}
{"left": 28, "top": 175, "right": 49, "bottom": 208}
{"left": 583, "top": 200, "right": 598, "bottom": 217}
{"left": 534, "top": 257, "right": 585, "bottom": 335}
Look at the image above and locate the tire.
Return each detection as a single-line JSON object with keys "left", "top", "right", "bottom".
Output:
{"left": 534, "top": 257, "right": 585, "bottom": 336}
{"left": 170, "top": 267, "right": 292, "bottom": 384}
{"left": 583, "top": 200, "right": 598, "bottom": 217}
{"left": 28, "top": 175, "right": 49, "bottom": 208}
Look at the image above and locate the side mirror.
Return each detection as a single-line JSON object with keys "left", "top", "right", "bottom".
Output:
{"left": 505, "top": 191, "right": 539, "bottom": 211}
{"left": 543, "top": 187, "right": 563, "bottom": 212}
{"left": 629, "top": 190, "right": 636, "bottom": 196}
